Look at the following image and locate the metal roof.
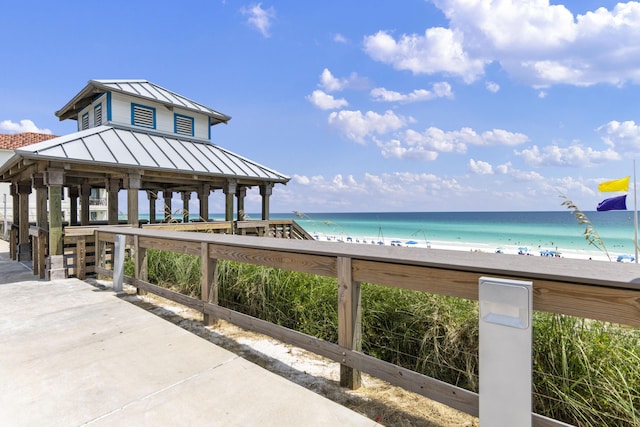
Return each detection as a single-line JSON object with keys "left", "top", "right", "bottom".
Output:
{"left": 55, "top": 80, "right": 231, "bottom": 125}
{"left": 11, "top": 125, "right": 289, "bottom": 184}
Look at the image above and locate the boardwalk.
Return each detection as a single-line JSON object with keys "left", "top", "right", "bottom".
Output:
{"left": 0, "top": 242, "right": 379, "bottom": 426}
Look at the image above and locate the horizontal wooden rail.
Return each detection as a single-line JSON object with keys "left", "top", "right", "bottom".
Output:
{"left": 95, "top": 226, "right": 640, "bottom": 426}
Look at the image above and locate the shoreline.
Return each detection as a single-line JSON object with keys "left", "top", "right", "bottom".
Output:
{"left": 311, "top": 232, "right": 624, "bottom": 263}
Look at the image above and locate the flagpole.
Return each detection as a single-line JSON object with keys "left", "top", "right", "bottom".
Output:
{"left": 634, "top": 159, "right": 638, "bottom": 263}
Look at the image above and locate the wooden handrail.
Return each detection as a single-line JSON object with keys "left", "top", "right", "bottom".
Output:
{"left": 94, "top": 226, "right": 639, "bottom": 426}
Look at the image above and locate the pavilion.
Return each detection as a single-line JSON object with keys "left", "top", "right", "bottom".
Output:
{"left": 0, "top": 79, "right": 290, "bottom": 279}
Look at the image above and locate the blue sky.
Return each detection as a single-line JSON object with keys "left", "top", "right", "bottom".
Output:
{"left": 2, "top": 0, "right": 640, "bottom": 213}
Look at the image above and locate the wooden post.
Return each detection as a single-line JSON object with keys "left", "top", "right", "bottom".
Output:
{"left": 107, "top": 178, "right": 120, "bottom": 225}
{"left": 260, "top": 182, "right": 273, "bottom": 221}
{"left": 125, "top": 173, "right": 140, "bottom": 226}
{"left": 201, "top": 242, "right": 218, "bottom": 326}
{"left": 163, "top": 190, "right": 173, "bottom": 222}
{"left": 45, "top": 169, "right": 66, "bottom": 280}
{"left": 37, "top": 229, "right": 46, "bottom": 279}
{"left": 236, "top": 187, "right": 246, "bottom": 220}
{"left": 198, "top": 185, "right": 210, "bottom": 222}
{"left": 77, "top": 235, "right": 86, "bottom": 280}
{"left": 337, "top": 256, "right": 362, "bottom": 389}
{"left": 134, "top": 234, "right": 147, "bottom": 295}
{"left": 224, "top": 179, "right": 236, "bottom": 223}
{"left": 10, "top": 184, "right": 18, "bottom": 260}
{"left": 32, "top": 174, "right": 48, "bottom": 231}
{"left": 68, "top": 186, "right": 79, "bottom": 226}
{"left": 147, "top": 190, "right": 157, "bottom": 223}
{"left": 182, "top": 191, "right": 190, "bottom": 223}
{"left": 80, "top": 183, "right": 91, "bottom": 225}
{"left": 17, "top": 181, "right": 31, "bottom": 261}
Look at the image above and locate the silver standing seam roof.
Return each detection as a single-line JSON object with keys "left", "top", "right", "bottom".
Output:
{"left": 11, "top": 125, "right": 289, "bottom": 183}
{"left": 55, "top": 80, "right": 231, "bottom": 125}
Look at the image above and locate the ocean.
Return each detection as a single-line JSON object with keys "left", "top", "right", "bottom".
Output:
{"left": 137, "top": 210, "right": 639, "bottom": 257}
{"left": 269, "top": 211, "right": 638, "bottom": 256}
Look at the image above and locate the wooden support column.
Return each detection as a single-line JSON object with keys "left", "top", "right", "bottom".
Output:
{"left": 147, "top": 190, "right": 158, "bottom": 223}
{"left": 10, "top": 184, "right": 18, "bottom": 260}
{"left": 163, "top": 190, "right": 173, "bottom": 222}
{"left": 17, "top": 181, "right": 31, "bottom": 261}
{"left": 80, "top": 183, "right": 91, "bottom": 225}
{"left": 260, "top": 182, "right": 273, "bottom": 220}
{"left": 224, "top": 179, "right": 237, "bottom": 223}
{"left": 106, "top": 178, "right": 120, "bottom": 225}
{"left": 181, "top": 191, "right": 190, "bottom": 223}
{"left": 68, "top": 186, "right": 79, "bottom": 226}
{"left": 236, "top": 187, "right": 247, "bottom": 220}
{"left": 134, "top": 234, "right": 147, "bottom": 295}
{"left": 125, "top": 173, "right": 140, "bottom": 226}
{"left": 201, "top": 242, "right": 218, "bottom": 326}
{"left": 198, "top": 185, "right": 210, "bottom": 222}
{"left": 337, "top": 256, "right": 362, "bottom": 389}
{"left": 32, "top": 174, "right": 48, "bottom": 231}
{"left": 44, "top": 168, "right": 66, "bottom": 280}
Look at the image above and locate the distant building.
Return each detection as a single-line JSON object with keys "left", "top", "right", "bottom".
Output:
{"left": 0, "top": 133, "right": 74, "bottom": 230}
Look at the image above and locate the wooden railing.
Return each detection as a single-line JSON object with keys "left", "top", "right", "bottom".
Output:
{"left": 92, "top": 226, "right": 640, "bottom": 426}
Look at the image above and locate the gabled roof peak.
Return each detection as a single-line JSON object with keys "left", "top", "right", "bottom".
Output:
{"left": 55, "top": 79, "right": 231, "bottom": 125}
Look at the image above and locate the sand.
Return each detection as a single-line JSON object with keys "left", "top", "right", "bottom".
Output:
{"left": 312, "top": 232, "right": 621, "bottom": 263}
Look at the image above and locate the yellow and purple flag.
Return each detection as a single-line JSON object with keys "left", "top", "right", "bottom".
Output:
{"left": 598, "top": 176, "right": 629, "bottom": 192}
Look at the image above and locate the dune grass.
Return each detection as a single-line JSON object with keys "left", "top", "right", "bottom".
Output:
{"left": 130, "top": 249, "right": 640, "bottom": 426}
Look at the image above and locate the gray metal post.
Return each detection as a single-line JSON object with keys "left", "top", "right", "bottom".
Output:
{"left": 479, "top": 277, "right": 532, "bottom": 427}
{"left": 113, "top": 234, "right": 125, "bottom": 292}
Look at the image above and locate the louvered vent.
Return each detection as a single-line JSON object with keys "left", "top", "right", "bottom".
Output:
{"left": 94, "top": 104, "right": 102, "bottom": 126}
{"left": 175, "top": 115, "right": 194, "bottom": 136}
{"left": 132, "top": 104, "right": 155, "bottom": 128}
{"left": 81, "top": 113, "right": 89, "bottom": 130}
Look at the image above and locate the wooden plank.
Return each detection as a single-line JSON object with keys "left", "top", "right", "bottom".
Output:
{"left": 128, "top": 277, "right": 205, "bottom": 311}
{"left": 201, "top": 242, "right": 218, "bottom": 326}
{"left": 138, "top": 236, "right": 201, "bottom": 256}
{"left": 353, "top": 259, "right": 478, "bottom": 300}
{"left": 337, "top": 256, "right": 362, "bottom": 389}
{"left": 207, "top": 244, "right": 337, "bottom": 277}
{"left": 199, "top": 300, "right": 479, "bottom": 416}
{"left": 77, "top": 235, "right": 86, "bottom": 279}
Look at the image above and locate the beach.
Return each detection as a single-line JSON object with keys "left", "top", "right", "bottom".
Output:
{"left": 309, "top": 232, "right": 618, "bottom": 263}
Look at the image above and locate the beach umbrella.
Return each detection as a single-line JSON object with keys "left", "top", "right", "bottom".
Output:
{"left": 617, "top": 254, "right": 635, "bottom": 262}
{"left": 405, "top": 240, "right": 418, "bottom": 245}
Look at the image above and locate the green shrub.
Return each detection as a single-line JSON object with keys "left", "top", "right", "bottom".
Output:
{"left": 136, "top": 252, "right": 639, "bottom": 426}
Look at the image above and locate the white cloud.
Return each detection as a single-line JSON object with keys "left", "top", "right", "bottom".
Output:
{"left": 367, "top": 1, "right": 640, "bottom": 87}
{"left": 363, "top": 28, "right": 486, "bottom": 83}
{"left": 318, "top": 68, "right": 365, "bottom": 92}
{"left": 333, "top": 33, "right": 348, "bottom": 44}
{"left": 485, "top": 81, "right": 500, "bottom": 93}
{"left": 469, "top": 159, "right": 494, "bottom": 175}
{"left": 377, "top": 138, "right": 439, "bottom": 161}
{"left": 515, "top": 144, "right": 620, "bottom": 167}
{"left": 306, "top": 90, "right": 348, "bottom": 110}
{"left": 402, "top": 126, "right": 527, "bottom": 154}
{"left": 597, "top": 120, "right": 640, "bottom": 155}
{"left": 370, "top": 82, "right": 453, "bottom": 103}
{"left": 240, "top": 3, "right": 275, "bottom": 38}
{"left": 0, "top": 119, "right": 52, "bottom": 134}
{"left": 327, "top": 109, "right": 408, "bottom": 144}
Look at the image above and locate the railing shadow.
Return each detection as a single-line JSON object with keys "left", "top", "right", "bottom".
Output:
{"left": 83, "top": 277, "right": 473, "bottom": 427}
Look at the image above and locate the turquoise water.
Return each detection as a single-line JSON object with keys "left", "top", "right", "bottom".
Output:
{"left": 272, "top": 211, "right": 638, "bottom": 255}
{"left": 135, "top": 211, "right": 639, "bottom": 255}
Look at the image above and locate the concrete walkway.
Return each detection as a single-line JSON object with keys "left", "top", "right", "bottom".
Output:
{"left": 0, "top": 241, "right": 379, "bottom": 426}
